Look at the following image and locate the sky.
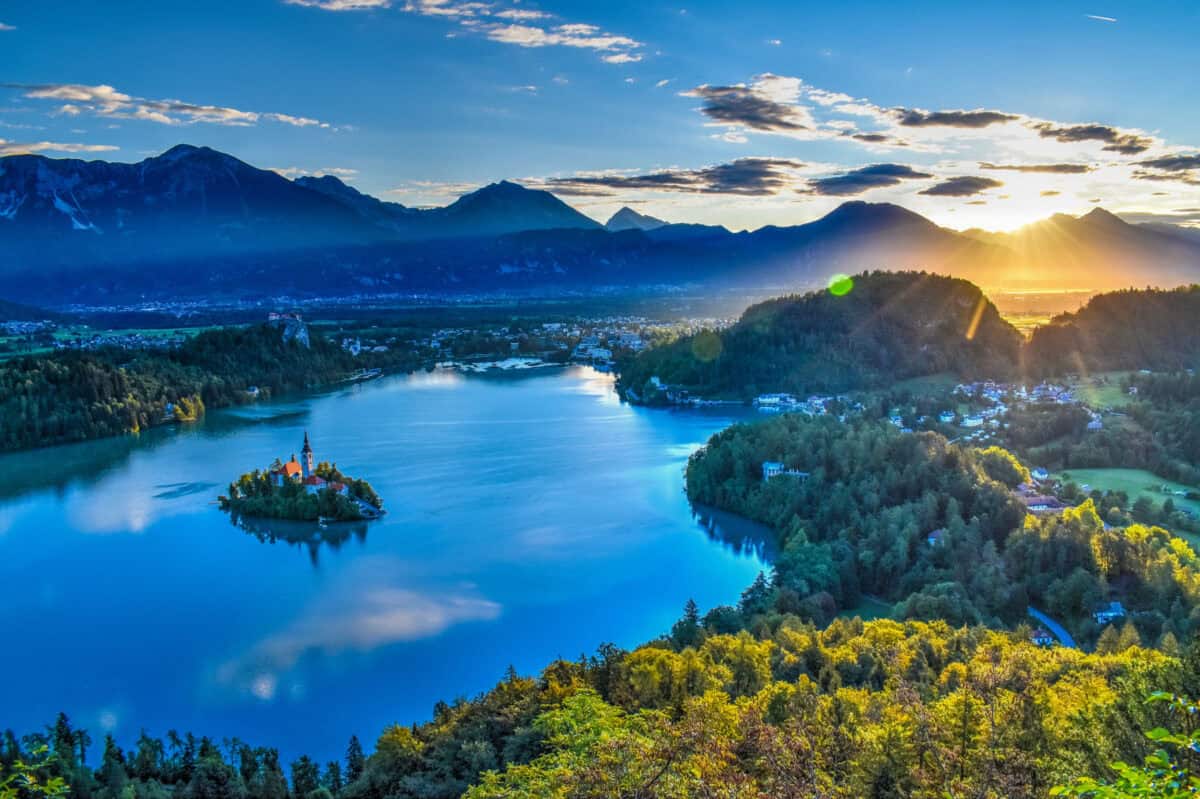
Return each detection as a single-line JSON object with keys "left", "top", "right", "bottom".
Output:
{"left": 2, "top": 0, "right": 1199, "bottom": 231}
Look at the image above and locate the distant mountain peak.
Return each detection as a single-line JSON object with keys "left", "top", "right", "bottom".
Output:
{"left": 606, "top": 206, "right": 666, "bottom": 232}
{"left": 820, "top": 200, "right": 937, "bottom": 230}
{"left": 1080, "top": 206, "right": 1126, "bottom": 227}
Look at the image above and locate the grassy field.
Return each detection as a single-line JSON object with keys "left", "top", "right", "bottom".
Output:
{"left": 1067, "top": 371, "right": 1136, "bottom": 410}
{"left": 1055, "top": 467, "right": 1200, "bottom": 518}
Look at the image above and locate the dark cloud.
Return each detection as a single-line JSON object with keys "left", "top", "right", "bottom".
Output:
{"left": 1136, "top": 153, "right": 1200, "bottom": 172}
{"left": 1031, "top": 122, "right": 1153, "bottom": 154}
{"left": 965, "top": 200, "right": 988, "bottom": 206}
{"left": 684, "top": 84, "right": 808, "bottom": 133}
{"left": 805, "top": 163, "right": 932, "bottom": 196}
{"left": 542, "top": 158, "right": 806, "bottom": 197}
{"left": 1119, "top": 209, "right": 1200, "bottom": 226}
{"left": 844, "top": 131, "right": 909, "bottom": 147}
{"left": 894, "top": 108, "right": 1018, "bottom": 128}
{"left": 918, "top": 176, "right": 1004, "bottom": 197}
{"left": 980, "top": 161, "right": 1092, "bottom": 174}
{"left": 1131, "top": 170, "right": 1200, "bottom": 186}
{"left": 1040, "top": 190, "right": 1061, "bottom": 197}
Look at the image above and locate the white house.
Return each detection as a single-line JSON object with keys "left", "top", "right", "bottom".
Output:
{"left": 1093, "top": 601, "right": 1127, "bottom": 625}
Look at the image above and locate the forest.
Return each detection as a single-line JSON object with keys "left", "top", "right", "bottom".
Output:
{"left": 0, "top": 324, "right": 420, "bottom": 452}
{"left": 4, "top": 618, "right": 1198, "bottom": 799}
{"left": 684, "top": 414, "right": 1200, "bottom": 644}
{"left": 617, "top": 271, "right": 1023, "bottom": 403}
{"left": 1026, "top": 285, "right": 1200, "bottom": 375}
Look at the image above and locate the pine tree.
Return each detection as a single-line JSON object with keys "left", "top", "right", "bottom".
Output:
{"left": 1117, "top": 619, "right": 1142, "bottom": 651}
{"left": 322, "top": 762, "right": 342, "bottom": 795}
{"left": 1095, "top": 624, "right": 1121, "bottom": 654}
{"left": 344, "top": 736, "right": 365, "bottom": 784}
{"left": 670, "top": 599, "right": 703, "bottom": 649}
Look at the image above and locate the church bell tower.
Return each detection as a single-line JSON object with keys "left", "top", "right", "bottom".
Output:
{"left": 301, "top": 431, "right": 314, "bottom": 478}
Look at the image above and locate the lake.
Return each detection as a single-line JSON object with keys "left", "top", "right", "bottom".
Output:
{"left": 0, "top": 366, "right": 768, "bottom": 762}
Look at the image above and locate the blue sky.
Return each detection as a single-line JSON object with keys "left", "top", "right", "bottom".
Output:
{"left": 2, "top": 0, "right": 1199, "bottom": 230}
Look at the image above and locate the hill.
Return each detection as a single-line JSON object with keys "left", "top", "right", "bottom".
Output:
{"left": 618, "top": 271, "right": 1022, "bottom": 401}
{"left": 1026, "top": 284, "right": 1200, "bottom": 374}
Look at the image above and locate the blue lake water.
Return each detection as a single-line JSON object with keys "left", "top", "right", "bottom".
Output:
{"left": 0, "top": 366, "right": 768, "bottom": 762}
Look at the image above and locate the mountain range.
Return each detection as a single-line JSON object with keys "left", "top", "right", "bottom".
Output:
{"left": 0, "top": 144, "right": 1197, "bottom": 305}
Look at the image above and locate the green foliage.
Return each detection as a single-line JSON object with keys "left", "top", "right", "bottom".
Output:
{"left": 619, "top": 271, "right": 1022, "bottom": 401}
{"left": 977, "top": 445, "right": 1033, "bottom": 487}
{"left": 0, "top": 323, "right": 418, "bottom": 452}
{"left": 1028, "top": 285, "right": 1200, "bottom": 375}
{"left": 687, "top": 414, "right": 1200, "bottom": 640}
{"left": 1053, "top": 693, "right": 1200, "bottom": 798}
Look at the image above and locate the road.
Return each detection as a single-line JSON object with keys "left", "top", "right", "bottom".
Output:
{"left": 1028, "top": 606, "right": 1077, "bottom": 648}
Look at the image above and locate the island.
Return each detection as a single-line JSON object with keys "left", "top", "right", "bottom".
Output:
{"left": 218, "top": 432, "right": 384, "bottom": 522}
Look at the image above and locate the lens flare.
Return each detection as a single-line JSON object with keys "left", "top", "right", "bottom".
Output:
{"left": 828, "top": 274, "right": 854, "bottom": 296}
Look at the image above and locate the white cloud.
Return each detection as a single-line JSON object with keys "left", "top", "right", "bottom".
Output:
{"left": 8, "top": 83, "right": 334, "bottom": 128}
{"left": 0, "top": 22, "right": 16, "bottom": 31}
{"left": 766, "top": 38, "right": 781, "bottom": 46}
{"left": 1085, "top": 13, "right": 1117, "bottom": 22}
{"left": 0, "top": 138, "right": 119, "bottom": 156}
{"left": 291, "top": 0, "right": 645, "bottom": 63}
{"left": 285, "top": 0, "right": 391, "bottom": 9}
{"left": 655, "top": 79, "right": 671, "bottom": 88}
{"left": 272, "top": 165, "right": 360, "bottom": 179}
{"left": 214, "top": 559, "right": 501, "bottom": 701}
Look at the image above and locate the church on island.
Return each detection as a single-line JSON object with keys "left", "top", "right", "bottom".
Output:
{"left": 270, "top": 432, "right": 349, "bottom": 496}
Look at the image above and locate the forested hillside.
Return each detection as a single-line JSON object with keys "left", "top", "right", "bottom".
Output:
{"left": 1026, "top": 285, "right": 1200, "bottom": 374}
{"left": 686, "top": 414, "right": 1200, "bottom": 641}
{"left": 4, "top": 619, "right": 1195, "bottom": 799}
{"left": 618, "top": 271, "right": 1022, "bottom": 402}
{"left": 0, "top": 325, "right": 418, "bottom": 451}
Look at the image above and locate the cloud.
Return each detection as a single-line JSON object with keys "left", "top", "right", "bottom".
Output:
{"left": 286, "top": 0, "right": 390, "bottom": 7}
{"left": 215, "top": 561, "right": 501, "bottom": 700}
{"left": 766, "top": 38, "right": 782, "bottom": 46}
{"left": 541, "top": 157, "right": 807, "bottom": 197}
{"left": 1085, "top": 14, "right": 1117, "bottom": 22}
{"left": 0, "top": 138, "right": 119, "bottom": 156}
{"left": 979, "top": 161, "right": 1092, "bottom": 173}
{"left": 1136, "top": 153, "right": 1200, "bottom": 172}
{"left": 272, "top": 166, "right": 360, "bottom": 179}
{"left": 1131, "top": 170, "right": 1200, "bottom": 186}
{"left": 1040, "top": 190, "right": 1062, "bottom": 197}
{"left": 918, "top": 175, "right": 1004, "bottom": 196}
{"left": 805, "top": 163, "right": 932, "bottom": 196}
{"left": 683, "top": 74, "right": 814, "bottom": 134}
{"left": 391, "top": 1, "right": 645, "bottom": 63}
{"left": 1119, "top": 209, "right": 1200, "bottom": 226}
{"left": 679, "top": 72, "right": 1170, "bottom": 171}
{"left": 1031, "top": 121, "right": 1153, "bottom": 154}
{"left": 7, "top": 83, "right": 333, "bottom": 128}
{"left": 0, "top": 22, "right": 15, "bottom": 31}
{"left": 894, "top": 108, "right": 1018, "bottom": 128}
{"left": 655, "top": 79, "right": 671, "bottom": 88}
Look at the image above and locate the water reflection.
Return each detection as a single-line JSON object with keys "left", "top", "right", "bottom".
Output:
{"left": 232, "top": 514, "right": 370, "bottom": 567}
{"left": 213, "top": 556, "right": 501, "bottom": 702}
{"left": 692, "top": 503, "right": 778, "bottom": 562}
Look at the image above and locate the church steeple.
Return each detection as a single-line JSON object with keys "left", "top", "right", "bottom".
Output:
{"left": 301, "top": 431, "right": 313, "bottom": 478}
